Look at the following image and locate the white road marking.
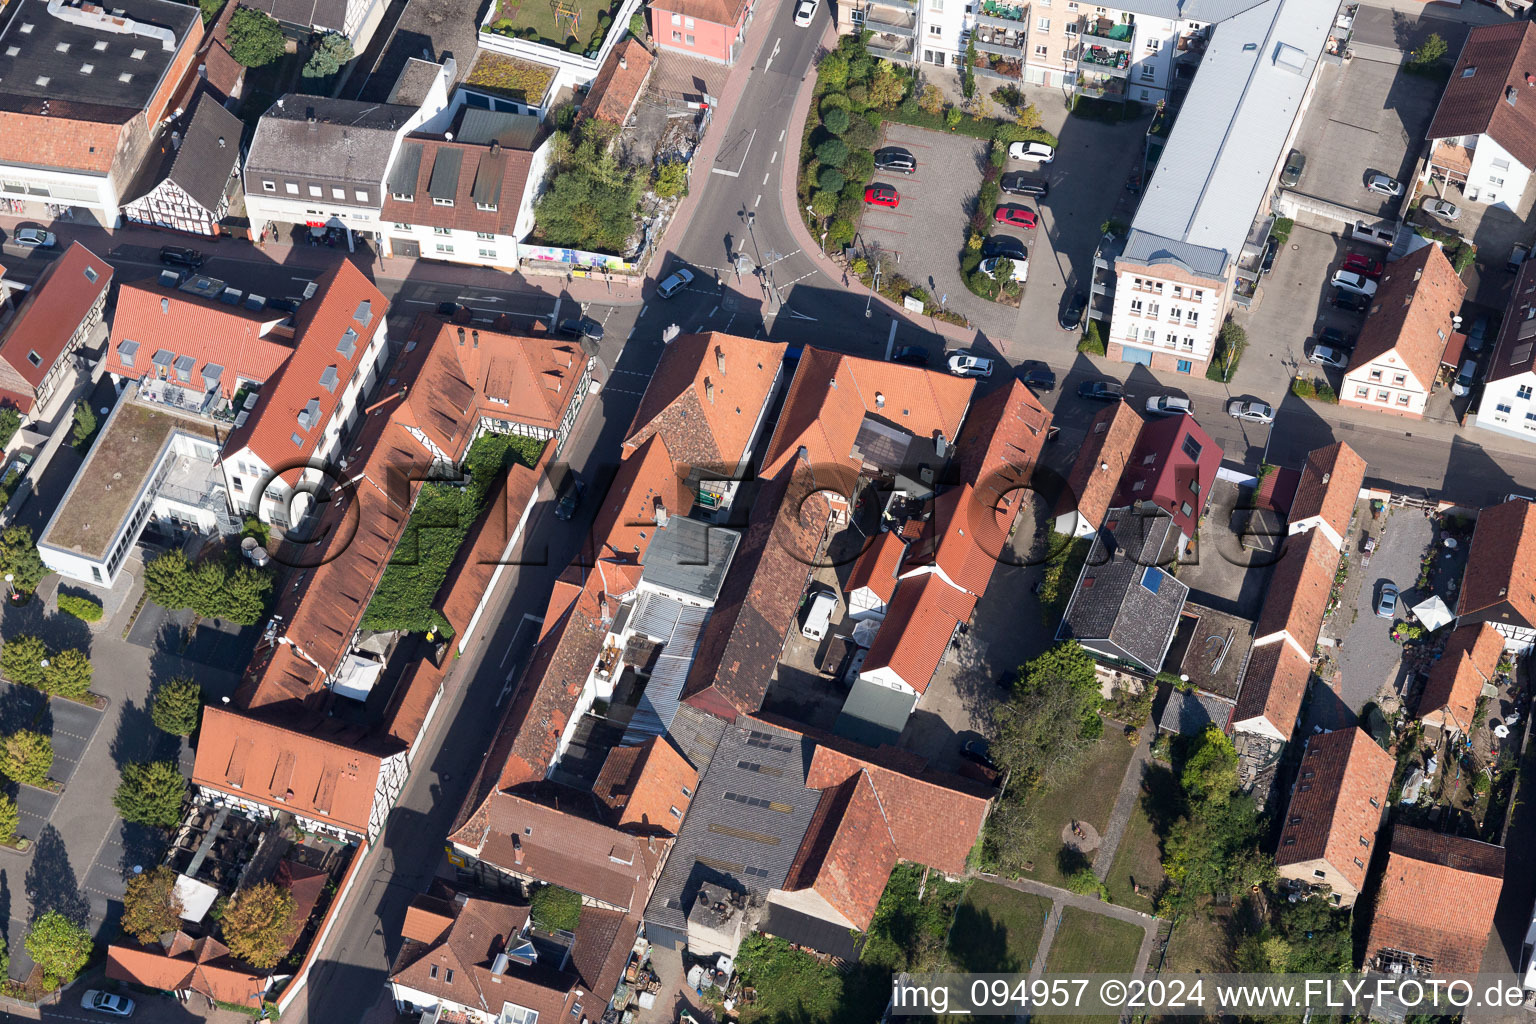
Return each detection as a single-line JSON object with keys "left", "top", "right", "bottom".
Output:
{"left": 639, "top": 305, "right": 649, "bottom": 318}
{"left": 779, "top": 129, "right": 786, "bottom": 142}
{"left": 712, "top": 128, "right": 757, "bottom": 177}
{"left": 754, "top": 194, "right": 762, "bottom": 207}
{"left": 763, "top": 172, "right": 770, "bottom": 185}
{"left": 771, "top": 150, "right": 778, "bottom": 164}
{"left": 709, "top": 305, "right": 719, "bottom": 316}
{"left": 402, "top": 299, "right": 436, "bottom": 305}
{"left": 627, "top": 327, "right": 635, "bottom": 340}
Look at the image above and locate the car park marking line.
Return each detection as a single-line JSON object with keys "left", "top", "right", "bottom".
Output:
{"left": 711, "top": 128, "right": 757, "bottom": 177}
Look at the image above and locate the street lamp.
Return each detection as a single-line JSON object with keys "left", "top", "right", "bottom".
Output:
{"left": 3, "top": 573, "right": 12, "bottom": 603}
{"left": 865, "top": 263, "right": 882, "bottom": 319}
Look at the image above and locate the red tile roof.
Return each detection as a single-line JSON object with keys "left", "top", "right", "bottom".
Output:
{"left": 1487, "top": 259, "right": 1536, "bottom": 385}
{"left": 761, "top": 348, "right": 973, "bottom": 482}
{"left": 861, "top": 574, "right": 976, "bottom": 694}
{"left": 1288, "top": 441, "right": 1367, "bottom": 544}
{"left": 1275, "top": 728, "right": 1393, "bottom": 896}
{"left": 107, "top": 276, "right": 292, "bottom": 400}
{"left": 903, "top": 484, "right": 1000, "bottom": 596}
{"left": 1060, "top": 403, "right": 1143, "bottom": 531}
{"left": 1418, "top": 622, "right": 1503, "bottom": 734}
{"left": 784, "top": 770, "right": 897, "bottom": 930}
{"left": 592, "top": 433, "right": 690, "bottom": 564}
{"left": 1232, "top": 641, "right": 1313, "bottom": 740}
{"left": 1114, "top": 413, "right": 1221, "bottom": 540}
{"left": 592, "top": 736, "right": 698, "bottom": 835}
{"left": 0, "top": 242, "right": 111, "bottom": 410}
{"left": 1343, "top": 244, "right": 1466, "bottom": 393}
{"left": 107, "top": 936, "right": 265, "bottom": 1005}
{"left": 1253, "top": 527, "right": 1339, "bottom": 656}
{"left": 580, "top": 38, "right": 655, "bottom": 125}
{"left": 380, "top": 137, "right": 535, "bottom": 238}
{"left": 1459, "top": 497, "right": 1536, "bottom": 625}
{"left": 1427, "top": 21, "right": 1536, "bottom": 172}
{"left": 223, "top": 260, "right": 387, "bottom": 474}
{"left": 623, "top": 332, "right": 785, "bottom": 473}
{"left": 1368, "top": 825, "right": 1504, "bottom": 974}
{"left": 418, "top": 320, "right": 589, "bottom": 439}
{"left": 651, "top": 0, "right": 750, "bottom": 28}
{"left": 0, "top": 108, "right": 131, "bottom": 176}
{"left": 845, "top": 529, "right": 906, "bottom": 603}
{"left": 956, "top": 379, "right": 1052, "bottom": 535}
{"left": 276, "top": 859, "right": 328, "bottom": 950}
{"left": 192, "top": 705, "right": 391, "bottom": 837}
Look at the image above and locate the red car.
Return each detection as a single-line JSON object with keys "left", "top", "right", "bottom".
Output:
{"left": 864, "top": 185, "right": 900, "bottom": 208}
{"left": 994, "top": 205, "right": 1038, "bottom": 230}
{"left": 1342, "top": 252, "right": 1383, "bottom": 278}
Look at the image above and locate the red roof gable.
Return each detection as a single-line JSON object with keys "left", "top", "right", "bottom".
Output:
{"left": 1288, "top": 441, "right": 1367, "bottom": 543}
{"left": 1275, "top": 728, "right": 1393, "bottom": 895}
{"left": 0, "top": 242, "right": 111, "bottom": 409}
{"left": 1114, "top": 413, "right": 1221, "bottom": 540}
{"left": 1368, "top": 826, "right": 1504, "bottom": 974}
{"left": 1061, "top": 402, "right": 1143, "bottom": 530}
{"left": 1459, "top": 497, "right": 1536, "bottom": 624}
{"left": 862, "top": 574, "right": 975, "bottom": 694}
{"left": 785, "top": 771, "right": 897, "bottom": 930}
{"left": 1417, "top": 622, "right": 1503, "bottom": 734}
{"left": 593, "top": 737, "right": 698, "bottom": 835}
{"left": 580, "top": 37, "right": 655, "bottom": 125}
{"left": 846, "top": 529, "right": 906, "bottom": 603}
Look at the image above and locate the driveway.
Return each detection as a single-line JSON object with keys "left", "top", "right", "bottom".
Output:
{"left": 860, "top": 123, "right": 987, "bottom": 323}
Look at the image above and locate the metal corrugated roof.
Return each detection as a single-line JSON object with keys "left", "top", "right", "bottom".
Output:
{"left": 457, "top": 108, "right": 542, "bottom": 149}
{"left": 427, "top": 148, "right": 463, "bottom": 202}
{"left": 388, "top": 142, "right": 423, "bottom": 196}
{"left": 833, "top": 677, "right": 917, "bottom": 747}
{"left": 623, "top": 594, "right": 710, "bottom": 744}
{"left": 640, "top": 516, "right": 740, "bottom": 603}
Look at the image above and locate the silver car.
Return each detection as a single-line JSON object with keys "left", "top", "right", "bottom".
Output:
{"left": 655, "top": 267, "right": 694, "bottom": 298}
{"left": 1307, "top": 344, "right": 1348, "bottom": 369}
{"left": 1227, "top": 399, "right": 1275, "bottom": 424}
{"left": 1145, "top": 395, "right": 1193, "bottom": 417}
{"left": 1424, "top": 198, "right": 1460, "bottom": 221}
{"left": 1376, "top": 582, "right": 1399, "bottom": 619}
{"left": 81, "top": 991, "right": 135, "bottom": 1017}
{"left": 1366, "top": 173, "right": 1403, "bottom": 197}
{"left": 13, "top": 227, "right": 55, "bottom": 248}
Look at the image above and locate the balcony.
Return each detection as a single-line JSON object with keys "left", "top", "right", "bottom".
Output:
{"left": 866, "top": 11, "right": 915, "bottom": 35}
{"left": 973, "top": 23, "right": 1024, "bottom": 54}
{"left": 1079, "top": 16, "right": 1134, "bottom": 49}
{"left": 974, "top": 52, "right": 1023, "bottom": 78}
{"left": 1078, "top": 44, "right": 1131, "bottom": 73}
{"left": 868, "top": 0, "right": 918, "bottom": 11}
{"left": 1075, "top": 74, "right": 1128, "bottom": 98}
{"left": 976, "top": 0, "right": 1026, "bottom": 20}
{"left": 867, "top": 39, "right": 915, "bottom": 61}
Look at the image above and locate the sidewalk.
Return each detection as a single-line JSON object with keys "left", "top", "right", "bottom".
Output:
{"left": 970, "top": 871, "right": 1160, "bottom": 979}
{"left": 1092, "top": 726, "right": 1154, "bottom": 881}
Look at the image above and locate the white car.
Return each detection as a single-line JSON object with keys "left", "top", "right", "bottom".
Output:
{"left": 81, "top": 991, "right": 135, "bottom": 1017}
{"left": 655, "top": 267, "right": 694, "bottom": 298}
{"left": 793, "top": 0, "right": 817, "bottom": 25}
{"left": 946, "top": 351, "right": 994, "bottom": 378}
{"left": 1366, "top": 173, "right": 1403, "bottom": 197}
{"left": 1007, "top": 141, "right": 1055, "bottom": 164}
{"left": 1227, "top": 399, "right": 1275, "bottom": 424}
{"left": 1145, "top": 395, "right": 1193, "bottom": 417}
{"left": 1424, "top": 198, "right": 1460, "bottom": 221}
{"left": 13, "top": 227, "right": 55, "bottom": 248}
{"left": 1307, "top": 344, "right": 1348, "bottom": 369}
{"left": 978, "top": 256, "right": 1027, "bottom": 282}
{"left": 1330, "top": 269, "right": 1378, "bottom": 296}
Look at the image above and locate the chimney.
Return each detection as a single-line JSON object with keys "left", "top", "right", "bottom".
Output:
{"left": 472, "top": 330, "right": 480, "bottom": 348}
{"left": 875, "top": 391, "right": 885, "bottom": 409}
{"left": 704, "top": 377, "right": 714, "bottom": 404}
{"left": 715, "top": 344, "right": 725, "bottom": 374}
{"left": 1528, "top": 73, "right": 1535, "bottom": 86}
{"left": 457, "top": 327, "right": 466, "bottom": 346}
{"left": 513, "top": 834, "right": 524, "bottom": 864}
{"left": 653, "top": 495, "right": 668, "bottom": 526}
{"left": 217, "top": 136, "right": 226, "bottom": 148}
{"left": 619, "top": 53, "right": 627, "bottom": 70}
{"left": 490, "top": 140, "right": 501, "bottom": 156}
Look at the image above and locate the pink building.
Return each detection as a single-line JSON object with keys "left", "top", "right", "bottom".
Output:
{"left": 650, "top": 0, "right": 755, "bottom": 65}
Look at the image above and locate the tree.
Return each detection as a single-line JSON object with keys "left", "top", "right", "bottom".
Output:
{"left": 992, "top": 256, "right": 1015, "bottom": 284}
{"left": 816, "top": 48, "right": 849, "bottom": 92}
{"left": 46, "top": 648, "right": 91, "bottom": 700}
{"left": 25, "top": 911, "right": 91, "bottom": 985}
{"left": 0, "top": 407, "right": 19, "bottom": 450}
{"left": 917, "top": 84, "right": 944, "bottom": 115}
{"left": 991, "top": 642, "right": 1104, "bottom": 793}
{"left": 121, "top": 866, "right": 185, "bottom": 945}
{"left": 810, "top": 190, "right": 838, "bottom": 218}
{"left": 1161, "top": 795, "right": 1273, "bottom": 912}
{"left": 654, "top": 161, "right": 688, "bottom": 199}
{"left": 533, "top": 125, "right": 644, "bottom": 253}
{"left": 69, "top": 399, "right": 97, "bottom": 450}
{"left": 220, "top": 882, "right": 295, "bottom": 969}
{"left": 627, "top": 9, "right": 646, "bottom": 40}
{"left": 197, "top": 0, "right": 226, "bottom": 22}
{"left": 113, "top": 760, "right": 187, "bottom": 828}
{"left": 1410, "top": 32, "right": 1447, "bottom": 68}
{"left": 152, "top": 676, "right": 203, "bottom": 736}
{"left": 817, "top": 167, "right": 845, "bottom": 194}
{"left": 530, "top": 884, "right": 583, "bottom": 931}
{"left": 142, "top": 552, "right": 272, "bottom": 625}
{"left": 868, "top": 62, "right": 906, "bottom": 109}
{"left": 302, "top": 30, "right": 354, "bottom": 77}
{"left": 814, "top": 138, "right": 848, "bottom": 169}
{"left": 0, "top": 793, "right": 18, "bottom": 844}
{"left": 962, "top": 38, "right": 977, "bottom": 99}
{"left": 0, "top": 526, "right": 46, "bottom": 594}
{"left": 821, "top": 106, "right": 850, "bottom": 136}
{"left": 143, "top": 551, "right": 195, "bottom": 610}
{"left": 227, "top": 5, "right": 285, "bottom": 68}
{"left": 1181, "top": 725, "right": 1238, "bottom": 805}
{"left": 1, "top": 731, "right": 52, "bottom": 786}
{"left": 0, "top": 634, "right": 48, "bottom": 688}
{"left": 945, "top": 107, "right": 963, "bottom": 130}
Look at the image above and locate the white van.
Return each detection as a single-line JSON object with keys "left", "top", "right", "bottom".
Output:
{"left": 801, "top": 591, "right": 837, "bottom": 642}
{"left": 1453, "top": 359, "right": 1478, "bottom": 397}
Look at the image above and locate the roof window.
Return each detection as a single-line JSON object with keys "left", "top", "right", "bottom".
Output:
{"left": 131, "top": 47, "right": 146, "bottom": 59}
{"left": 79, "top": 63, "right": 93, "bottom": 74}
{"left": 34, "top": 75, "right": 47, "bottom": 86}
{"left": 18, "top": 23, "right": 32, "bottom": 32}
{"left": 1462, "top": 65, "right": 1476, "bottom": 77}
{"left": 3, "top": 46, "right": 16, "bottom": 57}
{"left": 55, "top": 41, "right": 68, "bottom": 52}
{"left": 118, "top": 72, "right": 132, "bottom": 82}
{"left": 93, "top": 40, "right": 107, "bottom": 51}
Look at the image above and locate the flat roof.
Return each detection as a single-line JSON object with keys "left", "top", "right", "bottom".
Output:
{"left": 1123, "top": 0, "right": 1335, "bottom": 277}
{"left": 40, "top": 398, "right": 221, "bottom": 560}
{"left": 640, "top": 516, "right": 740, "bottom": 602}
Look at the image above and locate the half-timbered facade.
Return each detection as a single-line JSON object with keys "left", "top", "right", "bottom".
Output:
{"left": 124, "top": 91, "right": 244, "bottom": 236}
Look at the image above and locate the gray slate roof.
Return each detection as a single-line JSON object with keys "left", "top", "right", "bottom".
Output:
{"left": 240, "top": 0, "right": 347, "bottom": 32}
{"left": 644, "top": 721, "right": 819, "bottom": 933}
{"left": 0, "top": 0, "right": 198, "bottom": 113}
{"left": 1122, "top": 0, "right": 1336, "bottom": 277}
{"left": 1157, "top": 689, "right": 1236, "bottom": 735}
{"left": 245, "top": 95, "right": 414, "bottom": 193}
{"left": 640, "top": 516, "right": 740, "bottom": 603}
{"left": 834, "top": 676, "right": 917, "bottom": 747}
{"left": 125, "top": 90, "right": 245, "bottom": 212}
{"left": 1058, "top": 508, "right": 1191, "bottom": 672}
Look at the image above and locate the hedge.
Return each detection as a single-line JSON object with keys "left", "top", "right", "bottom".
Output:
{"left": 56, "top": 594, "right": 102, "bottom": 623}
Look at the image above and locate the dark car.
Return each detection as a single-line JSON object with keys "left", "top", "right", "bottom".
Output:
{"left": 1021, "top": 363, "right": 1056, "bottom": 392}
{"left": 436, "top": 301, "right": 463, "bottom": 317}
{"left": 1260, "top": 235, "right": 1279, "bottom": 274}
{"left": 1000, "top": 172, "right": 1049, "bottom": 198}
{"left": 874, "top": 147, "right": 917, "bottom": 174}
{"left": 554, "top": 474, "right": 586, "bottom": 521}
{"left": 159, "top": 245, "right": 204, "bottom": 269}
{"left": 892, "top": 346, "right": 930, "bottom": 367}
{"left": 1319, "top": 326, "right": 1355, "bottom": 352}
{"left": 1077, "top": 379, "right": 1125, "bottom": 402}
{"left": 557, "top": 317, "right": 604, "bottom": 341}
{"left": 960, "top": 739, "right": 1000, "bottom": 773}
{"left": 1333, "top": 289, "right": 1370, "bottom": 313}
{"left": 982, "top": 234, "right": 1028, "bottom": 261}
{"left": 1058, "top": 292, "right": 1088, "bottom": 331}
{"left": 265, "top": 295, "right": 302, "bottom": 313}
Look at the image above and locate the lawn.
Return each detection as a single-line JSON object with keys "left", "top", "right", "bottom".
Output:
{"left": 1008, "top": 731, "right": 1137, "bottom": 889}
{"left": 1103, "top": 762, "right": 1180, "bottom": 907}
{"left": 947, "top": 882, "right": 1052, "bottom": 973}
{"left": 463, "top": 51, "right": 558, "bottom": 104}
{"left": 1046, "top": 907, "right": 1146, "bottom": 1024}
{"left": 1163, "top": 909, "right": 1238, "bottom": 973}
{"left": 485, "top": 0, "right": 619, "bottom": 51}
{"left": 733, "top": 934, "right": 887, "bottom": 1024}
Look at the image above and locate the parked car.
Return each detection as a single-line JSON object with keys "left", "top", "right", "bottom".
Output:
{"left": 1424, "top": 197, "right": 1460, "bottom": 221}
{"left": 436, "top": 301, "right": 463, "bottom": 317}
{"left": 892, "top": 345, "right": 930, "bottom": 367}
{"left": 81, "top": 991, "right": 134, "bottom": 1017}
{"left": 557, "top": 316, "right": 604, "bottom": 341}
{"left": 978, "top": 255, "right": 1027, "bottom": 282}
{"left": 995, "top": 205, "right": 1038, "bottom": 230}
{"left": 1022, "top": 363, "right": 1056, "bottom": 392}
{"left": 1333, "top": 289, "right": 1371, "bottom": 313}
{"left": 1078, "top": 380, "right": 1125, "bottom": 402}
{"left": 947, "top": 351, "right": 994, "bottom": 377}
{"left": 1366, "top": 173, "right": 1403, "bottom": 196}
{"left": 1260, "top": 235, "right": 1279, "bottom": 274}
{"left": 656, "top": 266, "right": 695, "bottom": 298}
{"left": 793, "top": 0, "right": 817, "bottom": 24}
{"left": 1227, "top": 399, "right": 1275, "bottom": 424}
{"left": 159, "top": 245, "right": 204, "bottom": 269}
{"left": 1058, "top": 292, "right": 1087, "bottom": 332}
{"left": 13, "top": 227, "right": 55, "bottom": 249}
{"left": 1331, "top": 269, "right": 1379, "bottom": 296}
{"left": 1280, "top": 149, "right": 1306, "bottom": 187}
{"left": 1307, "top": 344, "right": 1349, "bottom": 369}
{"left": 982, "top": 234, "right": 1028, "bottom": 261}
{"left": 1008, "top": 141, "right": 1055, "bottom": 163}
{"left": 1467, "top": 315, "right": 1489, "bottom": 353}
{"left": 1000, "top": 172, "right": 1049, "bottom": 197}
{"left": 864, "top": 184, "right": 900, "bottom": 207}
{"left": 874, "top": 148, "right": 916, "bottom": 174}
{"left": 1342, "top": 252, "right": 1384, "bottom": 278}
{"left": 1146, "top": 394, "right": 1194, "bottom": 416}
{"left": 553, "top": 473, "right": 586, "bottom": 521}
{"left": 960, "top": 739, "right": 1000, "bottom": 773}
{"left": 1511, "top": 244, "right": 1530, "bottom": 273}
{"left": 1453, "top": 358, "right": 1479, "bottom": 396}
{"left": 1318, "top": 327, "right": 1355, "bottom": 351}
{"left": 1376, "top": 582, "right": 1399, "bottom": 619}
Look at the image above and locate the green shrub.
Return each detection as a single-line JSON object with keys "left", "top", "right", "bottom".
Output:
{"left": 653, "top": 161, "right": 689, "bottom": 199}
{"left": 828, "top": 218, "right": 855, "bottom": 249}
{"left": 821, "top": 106, "right": 850, "bottom": 135}
{"left": 844, "top": 148, "right": 874, "bottom": 183}
{"left": 151, "top": 676, "right": 203, "bottom": 736}
{"left": 1270, "top": 217, "right": 1294, "bottom": 245}
{"left": 944, "top": 107, "right": 962, "bottom": 130}
{"left": 1, "top": 730, "right": 51, "bottom": 786}
{"left": 56, "top": 594, "right": 102, "bottom": 623}
{"left": 1290, "top": 377, "right": 1316, "bottom": 399}
{"left": 1078, "top": 320, "right": 1106, "bottom": 355}
{"left": 817, "top": 166, "right": 845, "bottom": 193}
{"left": 1207, "top": 321, "right": 1247, "bottom": 382}
{"left": 819, "top": 92, "right": 849, "bottom": 115}
{"left": 843, "top": 117, "right": 878, "bottom": 151}
{"left": 814, "top": 138, "right": 848, "bottom": 169}
{"left": 846, "top": 83, "right": 868, "bottom": 108}
{"left": 26, "top": 912, "right": 90, "bottom": 987}
{"left": 811, "top": 190, "right": 838, "bottom": 217}
{"left": 530, "top": 884, "right": 583, "bottom": 931}
{"left": 0, "top": 408, "right": 19, "bottom": 451}
{"left": 1315, "top": 381, "right": 1337, "bottom": 403}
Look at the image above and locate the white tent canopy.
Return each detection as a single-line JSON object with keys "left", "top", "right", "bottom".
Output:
{"left": 1414, "top": 595, "right": 1453, "bottom": 632}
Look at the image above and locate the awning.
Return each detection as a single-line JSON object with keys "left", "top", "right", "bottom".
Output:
{"left": 1441, "top": 331, "right": 1467, "bottom": 368}
{"left": 1413, "top": 594, "right": 1453, "bottom": 631}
